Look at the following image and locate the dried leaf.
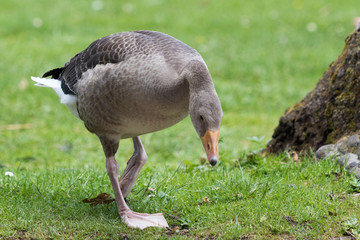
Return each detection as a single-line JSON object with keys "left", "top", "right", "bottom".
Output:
{"left": 290, "top": 151, "right": 299, "bottom": 162}
{"left": 167, "top": 226, "right": 179, "bottom": 232}
{"left": 203, "top": 197, "right": 210, "bottom": 203}
{"left": 82, "top": 192, "right": 115, "bottom": 206}
{"left": 18, "top": 78, "right": 28, "bottom": 91}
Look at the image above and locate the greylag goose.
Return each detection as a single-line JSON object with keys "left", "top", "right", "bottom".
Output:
{"left": 31, "top": 30, "right": 223, "bottom": 229}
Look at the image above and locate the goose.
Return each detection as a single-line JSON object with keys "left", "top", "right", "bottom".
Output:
{"left": 31, "top": 30, "right": 223, "bottom": 230}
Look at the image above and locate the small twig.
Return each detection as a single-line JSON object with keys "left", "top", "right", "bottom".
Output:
{"left": 346, "top": 230, "right": 357, "bottom": 239}
{"left": 0, "top": 123, "right": 31, "bottom": 131}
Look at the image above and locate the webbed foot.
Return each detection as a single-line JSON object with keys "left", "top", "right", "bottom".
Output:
{"left": 121, "top": 210, "right": 169, "bottom": 230}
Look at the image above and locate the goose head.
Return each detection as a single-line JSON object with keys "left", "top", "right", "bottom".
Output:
{"left": 189, "top": 89, "right": 223, "bottom": 166}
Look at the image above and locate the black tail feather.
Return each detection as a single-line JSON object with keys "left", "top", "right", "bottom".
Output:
{"left": 42, "top": 67, "right": 75, "bottom": 95}
{"left": 42, "top": 67, "right": 64, "bottom": 79}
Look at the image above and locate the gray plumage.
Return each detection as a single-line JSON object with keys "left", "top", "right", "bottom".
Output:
{"left": 32, "top": 30, "right": 222, "bottom": 229}
{"left": 42, "top": 30, "right": 221, "bottom": 139}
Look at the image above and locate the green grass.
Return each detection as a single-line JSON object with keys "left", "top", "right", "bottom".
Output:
{"left": 1, "top": 0, "right": 360, "bottom": 238}
{"left": 2, "top": 156, "right": 360, "bottom": 239}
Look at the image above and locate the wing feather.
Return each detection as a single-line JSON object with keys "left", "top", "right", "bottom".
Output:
{"left": 42, "top": 31, "right": 199, "bottom": 95}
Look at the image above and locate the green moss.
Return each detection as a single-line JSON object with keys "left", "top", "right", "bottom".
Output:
{"left": 348, "top": 121, "right": 357, "bottom": 131}
{"left": 336, "top": 91, "right": 355, "bottom": 103}
{"left": 346, "top": 67, "right": 354, "bottom": 76}
{"left": 324, "top": 104, "right": 334, "bottom": 124}
{"left": 326, "top": 130, "right": 336, "bottom": 144}
{"left": 285, "top": 102, "right": 300, "bottom": 116}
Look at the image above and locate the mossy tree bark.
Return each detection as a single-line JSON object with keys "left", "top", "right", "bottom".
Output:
{"left": 266, "top": 29, "right": 360, "bottom": 154}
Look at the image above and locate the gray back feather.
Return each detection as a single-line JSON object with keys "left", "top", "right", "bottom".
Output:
{"left": 54, "top": 31, "right": 199, "bottom": 93}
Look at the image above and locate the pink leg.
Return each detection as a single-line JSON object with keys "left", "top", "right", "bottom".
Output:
{"left": 100, "top": 136, "right": 168, "bottom": 230}
{"left": 120, "top": 137, "right": 147, "bottom": 198}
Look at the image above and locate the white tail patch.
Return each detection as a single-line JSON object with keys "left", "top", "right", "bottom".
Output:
{"left": 31, "top": 76, "right": 79, "bottom": 118}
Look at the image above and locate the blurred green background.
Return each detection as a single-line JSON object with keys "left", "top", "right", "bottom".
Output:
{"left": 0, "top": 0, "right": 358, "bottom": 170}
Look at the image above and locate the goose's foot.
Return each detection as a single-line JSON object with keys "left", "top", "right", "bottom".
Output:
{"left": 121, "top": 209, "right": 169, "bottom": 230}
{"left": 100, "top": 136, "right": 168, "bottom": 230}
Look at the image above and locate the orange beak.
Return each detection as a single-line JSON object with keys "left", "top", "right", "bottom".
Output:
{"left": 201, "top": 130, "right": 220, "bottom": 166}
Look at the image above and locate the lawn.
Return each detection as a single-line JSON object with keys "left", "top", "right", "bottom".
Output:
{"left": 1, "top": 0, "right": 360, "bottom": 239}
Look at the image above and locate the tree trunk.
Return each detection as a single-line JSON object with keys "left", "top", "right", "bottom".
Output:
{"left": 266, "top": 29, "right": 360, "bottom": 154}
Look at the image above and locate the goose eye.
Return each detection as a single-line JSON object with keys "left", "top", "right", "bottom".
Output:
{"left": 199, "top": 115, "right": 204, "bottom": 121}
